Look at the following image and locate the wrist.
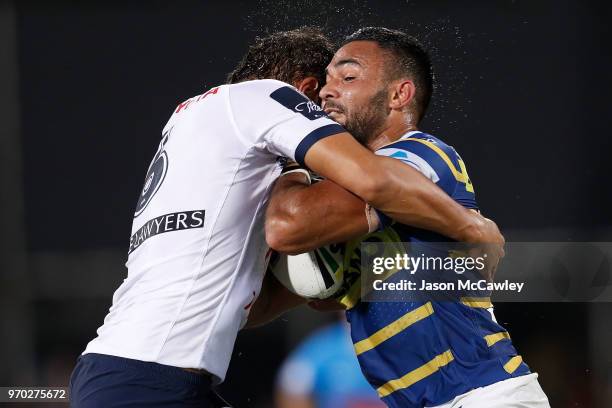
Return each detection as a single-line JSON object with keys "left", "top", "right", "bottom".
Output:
{"left": 280, "top": 160, "right": 311, "bottom": 185}
{"left": 365, "top": 204, "right": 381, "bottom": 233}
{"left": 281, "top": 168, "right": 311, "bottom": 185}
{"left": 458, "top": 214, "right": 485, "bottom": 243}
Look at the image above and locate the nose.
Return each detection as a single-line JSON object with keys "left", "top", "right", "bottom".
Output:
{"left": 319, "top": 79, "right": 339, "bottom": 102}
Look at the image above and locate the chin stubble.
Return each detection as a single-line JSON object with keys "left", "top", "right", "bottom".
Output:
{"left": 345, "top": 88, "right": 389, "bottom": 146}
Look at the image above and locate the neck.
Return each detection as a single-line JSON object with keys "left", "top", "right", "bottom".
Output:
{"left": 366, "top": 121, "right": 418, "bottom": 152}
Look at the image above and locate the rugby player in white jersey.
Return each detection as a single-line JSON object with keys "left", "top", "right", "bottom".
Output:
{"left": 69, "top": 28, "right": 504, "bottom": 408}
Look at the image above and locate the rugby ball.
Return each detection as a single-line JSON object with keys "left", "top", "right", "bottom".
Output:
{"left": 269, "top": 248, "right": 344, "bottom": 299}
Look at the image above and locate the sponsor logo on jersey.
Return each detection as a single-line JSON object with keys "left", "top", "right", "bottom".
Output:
{"left": 269, "top": 86, "right": 327, "bottom": 120}
{"left": 128, "top": 210, "right": 205, "bottom": 254}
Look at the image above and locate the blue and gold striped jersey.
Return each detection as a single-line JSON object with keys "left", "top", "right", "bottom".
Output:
{"left": 336, "top": 131, "right": 530, "bottom": 408}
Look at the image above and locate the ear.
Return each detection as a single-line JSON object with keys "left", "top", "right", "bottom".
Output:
{"left": 389, "top": 79, "right": 416, "bottom": 110}
{"left": 294, "top": 76, "right": 320, "bottom": 102}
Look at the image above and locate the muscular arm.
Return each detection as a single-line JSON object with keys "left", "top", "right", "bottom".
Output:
{"left": 245, "top": 258, "right": 346, "bottom": 329}
{"left": 267, "top": 133, "right": 501, "bottom": 254}
{"left": 265, "top": 172, "right": 368, "bottom": 254}
{"left": 260, "top": 133, "right": 503, "bottom": 325}
{"left": 244, "top": 270, "right": 307, "bottom": 329}
{"left": 307, "top": 133, "right": 489, "bottom": 241}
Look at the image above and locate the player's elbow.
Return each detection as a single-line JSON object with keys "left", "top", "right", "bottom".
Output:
{"left": 265, "top": 216, "right": 292, "bottom": 252}
{"left": 265, "top": 213, "right": 308, "bottom": 255}
{"left": 358, "top": 179, "right": 387, "bottom": 205}
{"left": 352, "top": 162, "right": 392, "bottom": 206}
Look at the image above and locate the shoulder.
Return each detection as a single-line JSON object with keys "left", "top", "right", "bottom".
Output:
{"left": 228, "top": 79, "right": 318, "bottom": 114}
{"left": 376, "top": 131, "right": 477, "bottom": 197}
{"left": 379, "top": 132, "right": 460, "bottom": 163}
{"left": 378, "top": 132, "right": 468, "bottom": 176}
{"left": 228, "top": 79, "right": 293, "bottom": 95}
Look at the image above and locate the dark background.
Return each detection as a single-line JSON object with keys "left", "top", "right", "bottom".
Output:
{"left": 1, "top": 0, "right": 611, "bottom": 406}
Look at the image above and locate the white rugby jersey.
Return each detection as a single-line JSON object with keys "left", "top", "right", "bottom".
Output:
{"left": 84, "top": 79, "right": 344, "bottom": 382}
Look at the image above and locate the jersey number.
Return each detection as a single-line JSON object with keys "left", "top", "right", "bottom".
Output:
{"left": 134, "top": 130, "right": 170, "bottom": 217}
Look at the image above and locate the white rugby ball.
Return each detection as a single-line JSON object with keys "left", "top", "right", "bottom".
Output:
{"left": 269, "top": 248, "right": 343, "bottom": 299}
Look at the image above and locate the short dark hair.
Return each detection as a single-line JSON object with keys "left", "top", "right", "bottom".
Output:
{"left": 227, "top": 27, "right": 334, "bottom": 86}
{"left": 344, "top": 27, "right": 434, "bottom": 122}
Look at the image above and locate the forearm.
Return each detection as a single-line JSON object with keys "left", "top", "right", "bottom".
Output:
{"left": 368, "top": 156, "right": 485, "bottom": 242}
{"left": 303, "top": 136, "right": 488, "bottom": 244}
{"left": 265, "top": 175, "right": 368, "bottom": 254}
{"left": 244, "top": 272, "right": 307, "bottom": 329}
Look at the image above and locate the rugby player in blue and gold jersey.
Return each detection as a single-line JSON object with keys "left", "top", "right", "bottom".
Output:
{"left": 260, "top": 28, "right": 550, "bottom": 408}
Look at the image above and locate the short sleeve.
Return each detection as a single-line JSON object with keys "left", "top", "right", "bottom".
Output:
{"left": 228, "top": 80, "right": 345, "bottom": 167}
{"left": 375, "top": 135, "right": 478, "bottom": 210}
{"left": 376, "top": 142, "right": 455, "bottom": 195}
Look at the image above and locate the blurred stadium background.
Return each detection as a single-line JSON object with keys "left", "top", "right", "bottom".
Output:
{"left": 1, "top": 0, "right": 611, "bottom": 406}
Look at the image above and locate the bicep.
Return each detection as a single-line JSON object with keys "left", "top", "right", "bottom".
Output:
{"left": 303, "top": 132, "right": 383, "bottom": 201}
{"left": 300, "top": 179, "right": 369, "bottom": 236}
{"left": 265, "top": 177, "right": 369, "bottom": 254}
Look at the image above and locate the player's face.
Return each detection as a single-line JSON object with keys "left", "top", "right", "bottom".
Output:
{"left": 320, "top": 41, "right": 390, "bottom": 145}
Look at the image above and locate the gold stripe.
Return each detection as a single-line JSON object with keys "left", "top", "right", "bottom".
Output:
{"left": 484, "top": 331, "right": 510, "bottom": 347}
{"left": 460, "top": 297, "right": 493, "bottom": 308}
{"left": 503, "top": 355, "right": 523, "bottom": 374}
{"left": 405, "top": 138, "right": 467, "bottom": 183}
{"left": 354, "top": 302, "right": 434, "bottom": 355}
{"left": 340, "top": 279, "right": 362, "bottom": 310}
{"left": 456, "top": 157, "right": 474, "bottom": 192}
{"left": 377, "top": 350, "right": 455, "bottom": 398}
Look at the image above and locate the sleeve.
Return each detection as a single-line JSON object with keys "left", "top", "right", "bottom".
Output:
{"left": 228, "top": 80, "right": 345, "bottom": 167}
{"left": 375, "top": 142, "right": 457, "bottom": 195}
{"left": 372, "top": 141, "right": 460, "bottom": 229}
{"left": 376, "top": 138, "right": 479, "bottom": 211}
